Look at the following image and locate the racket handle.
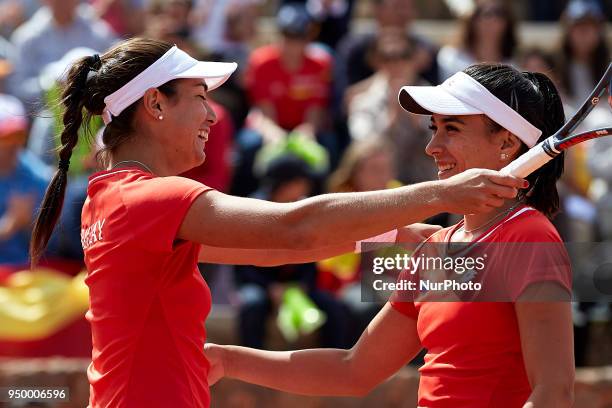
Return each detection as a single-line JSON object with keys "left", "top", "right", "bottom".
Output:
{"left": 500, "top": 141, "right": 554, "bottom": 178}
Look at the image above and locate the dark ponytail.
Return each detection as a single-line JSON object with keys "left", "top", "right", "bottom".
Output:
{"left": 30, "top": 55, "right": 101, "bottom": 265}
{"left": 463, "top": 64, "right": 566, "bottom": 218}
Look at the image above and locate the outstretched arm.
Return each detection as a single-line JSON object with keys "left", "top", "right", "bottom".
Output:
{"left": 198, "top": 224, "right": 441, "bottom": 265}
{"left": 180, "top": 169, "right": 526, "bottom": 251}
{"left": 205, "top": 303, "right": 422, "bottom": 397}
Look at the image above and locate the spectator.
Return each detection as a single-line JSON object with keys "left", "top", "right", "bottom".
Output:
{"left": 144, "top": 0, "right": 195, "bottom": 46}
{"left": 246, "top": 3, "right": 331, "bottom": 137}
{"left": 327, "top": 138, "right": 397, "bottom": 194}
{"left": 347, "top": 28, "right": 436, "bottom": 186}
{"left": 0, "top": 93, "right": 49, "bottom": 267}
{"left": 207, "top": 0, "right": 257, "bottom": 66}
{"left": 232, "top": 3, "right": 334, "bottom": 196}
{"left": 0, "top": 36, "right": 14, "bottom": 94}
{"left": 331, "top": 0, "right": 438, "bottom": 164}
{"left": 8, "top": 0, "right": 116, "bottom": 103}
{"left": 280, "top": 0, "right": 356, "bottom": 50}
{"left": 437, "top": 0, "right": 518, "bottom": 81}
{"left": 520, "top": 48, "right": 559, "bottom": 86}
{"left": 90, "top": 0, "right": 147, "bottom": 38}
{"left": 234, "top": 154, "right": 350, "bottom": 349}
{"left": 206, "top": 0, "right": 259, "bottom": 129}
{"left": 0, "top": 0, "right": 39, "bottom": 37}
{"left": 557, "top": 0, "right": 610, "bottom": 106}
{"left": 192, "top": 0, "right": 262, "bottom": 53}
{"left": 335, "top": 0, "right": 439, "bottom": 91}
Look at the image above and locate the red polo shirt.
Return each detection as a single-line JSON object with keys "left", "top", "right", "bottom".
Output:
{"left": 246, "top": 44, "right": 332, "bottom": 130}
{"left": 82, "top": 168, "right": 212, "bottom": 407}
{"left": 391, "top": 206, "right": 572, "bottom": 407}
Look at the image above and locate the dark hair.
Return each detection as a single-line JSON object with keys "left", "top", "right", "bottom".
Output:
{"left": 558, "top": 18, "right": 610, "bottom": 100}
{"left": 30, "top": 38, "right": 179, "bottom": 265}
{"left": 462, "top": 1, "right": 517, "bottom": 60}
{"left": 463, "top": 63, "right": 566, "bottom": 218}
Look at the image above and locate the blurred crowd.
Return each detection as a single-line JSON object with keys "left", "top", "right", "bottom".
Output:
{"left": 0, "top": 0, "right": 611, "bottom": 366}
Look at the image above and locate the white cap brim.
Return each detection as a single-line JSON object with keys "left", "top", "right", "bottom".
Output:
{"left": 176, "top": 61, "right": 238, "bottom": 91}
{"left": 399, "top": 86, "right": 482, "bottom": 116}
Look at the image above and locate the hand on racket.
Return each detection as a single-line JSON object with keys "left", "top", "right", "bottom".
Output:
{"left": 501, "top": 62, "right": 612, "bottom": 178}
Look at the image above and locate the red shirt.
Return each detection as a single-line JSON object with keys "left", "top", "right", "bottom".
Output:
{"left": 81, "top": 168, "right": 212, "bottom": 408}
{"left": 246, "top": 44, "right": 332, "bottom": 130}
{"left": 391, "top": 206, "right": 572, "bottom": 408}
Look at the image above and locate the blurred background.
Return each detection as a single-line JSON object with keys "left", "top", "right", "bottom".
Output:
{"left": 0, "top": 0, "right": 611, "bottom": 406}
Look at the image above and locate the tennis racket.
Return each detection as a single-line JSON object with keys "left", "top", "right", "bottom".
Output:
{"left": 501, "top": 62, "right": 612, "bottom": 178}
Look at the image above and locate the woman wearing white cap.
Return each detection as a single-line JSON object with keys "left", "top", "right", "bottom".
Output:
{"left": 29, "top": 38, "right": 527, "bottom": 407}
{"left": 206, "top": 64, "right": 574, "bottom": 407}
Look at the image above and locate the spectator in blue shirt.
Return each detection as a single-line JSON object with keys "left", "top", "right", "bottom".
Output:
{"left": 0, "top": 93, "right": 50, "bottom": 267}
{"left": 8, "top": 0, "right": 117, "bottom": 103}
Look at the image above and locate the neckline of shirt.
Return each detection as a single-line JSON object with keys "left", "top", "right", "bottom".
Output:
{"left": 88, "top": 167, "right": 149, "bottom": 185}
{"left": 444, "top": 205, "right": 535, "bottom": 244}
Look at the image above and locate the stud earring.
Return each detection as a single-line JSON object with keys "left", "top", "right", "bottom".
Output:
{"left": 158, "top": 115, "right": 163, "bottom": 120}
{"left": 501, "top": 153, "right": 508, "bottom": 160}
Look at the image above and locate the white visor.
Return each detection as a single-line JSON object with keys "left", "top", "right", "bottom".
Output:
{"left": 102, "top": 45, "right": 237, "bottom": 125}
{"left": 398, "top": 71, "right": 542, "bottom": 148}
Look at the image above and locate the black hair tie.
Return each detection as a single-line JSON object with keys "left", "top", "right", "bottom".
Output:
{"left": 89, "top": 54, "right": 102, "bottom": 71}
{"left": 58, "top": 158, "right": 70, "bottom": 172}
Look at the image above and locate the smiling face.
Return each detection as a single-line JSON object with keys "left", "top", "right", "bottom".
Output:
{"left": 156, "top": 78, "right": 217, "bottom": 171}
{"left": 425, "top": 114, "right": 521, "bottom": 180}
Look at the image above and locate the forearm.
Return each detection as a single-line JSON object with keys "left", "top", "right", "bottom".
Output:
{"left": 523, "top": 384, "right": 574, "bottom": 408}
{"left": 182, "top": 168, "right": 521, "bottom": 249}
{"left": 288, "top": 182, "right": 443, "bottom": 248}
{"left": 199, "top": 241, "right": 354, "bottom": 266}
{"left": 223, "top": 345, "right": 362, "bottom": 396}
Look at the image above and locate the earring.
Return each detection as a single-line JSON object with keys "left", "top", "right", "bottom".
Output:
{"left": 158, "top": 115, "right": 163, "bottom": 120}
{"left": 501, "top": 153, "right": 508, "bottom": 160}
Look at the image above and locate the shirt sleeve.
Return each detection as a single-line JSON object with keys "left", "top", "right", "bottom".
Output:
{"left": 121, "top": 176, "right": 212, "bottom": 253}
{"left": 499, "top": 216, "right": 573, "bottom": 301}
{"left": 390, "top": 298, "right": 418, "bottom": 319}
{"left": 389, "top": 267, "right": 419, "bottom": 319}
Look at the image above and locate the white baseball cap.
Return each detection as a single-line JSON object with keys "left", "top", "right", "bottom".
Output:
{"left": 398, "top": 71, "right": 542, "bottom": 148}
{"left": 103, "top": 45, "right": 237, "bottom": 125}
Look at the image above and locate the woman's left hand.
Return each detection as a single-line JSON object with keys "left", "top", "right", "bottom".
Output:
{"left": 204, "top": 343, "right": 226, "bottom": 386}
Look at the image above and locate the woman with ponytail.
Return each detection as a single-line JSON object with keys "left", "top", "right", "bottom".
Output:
{"left": 206, "top": 64, "right": 575, "bottom": 407}
{"left": 29, "top": 38, "right": 526, "bottom": 407}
